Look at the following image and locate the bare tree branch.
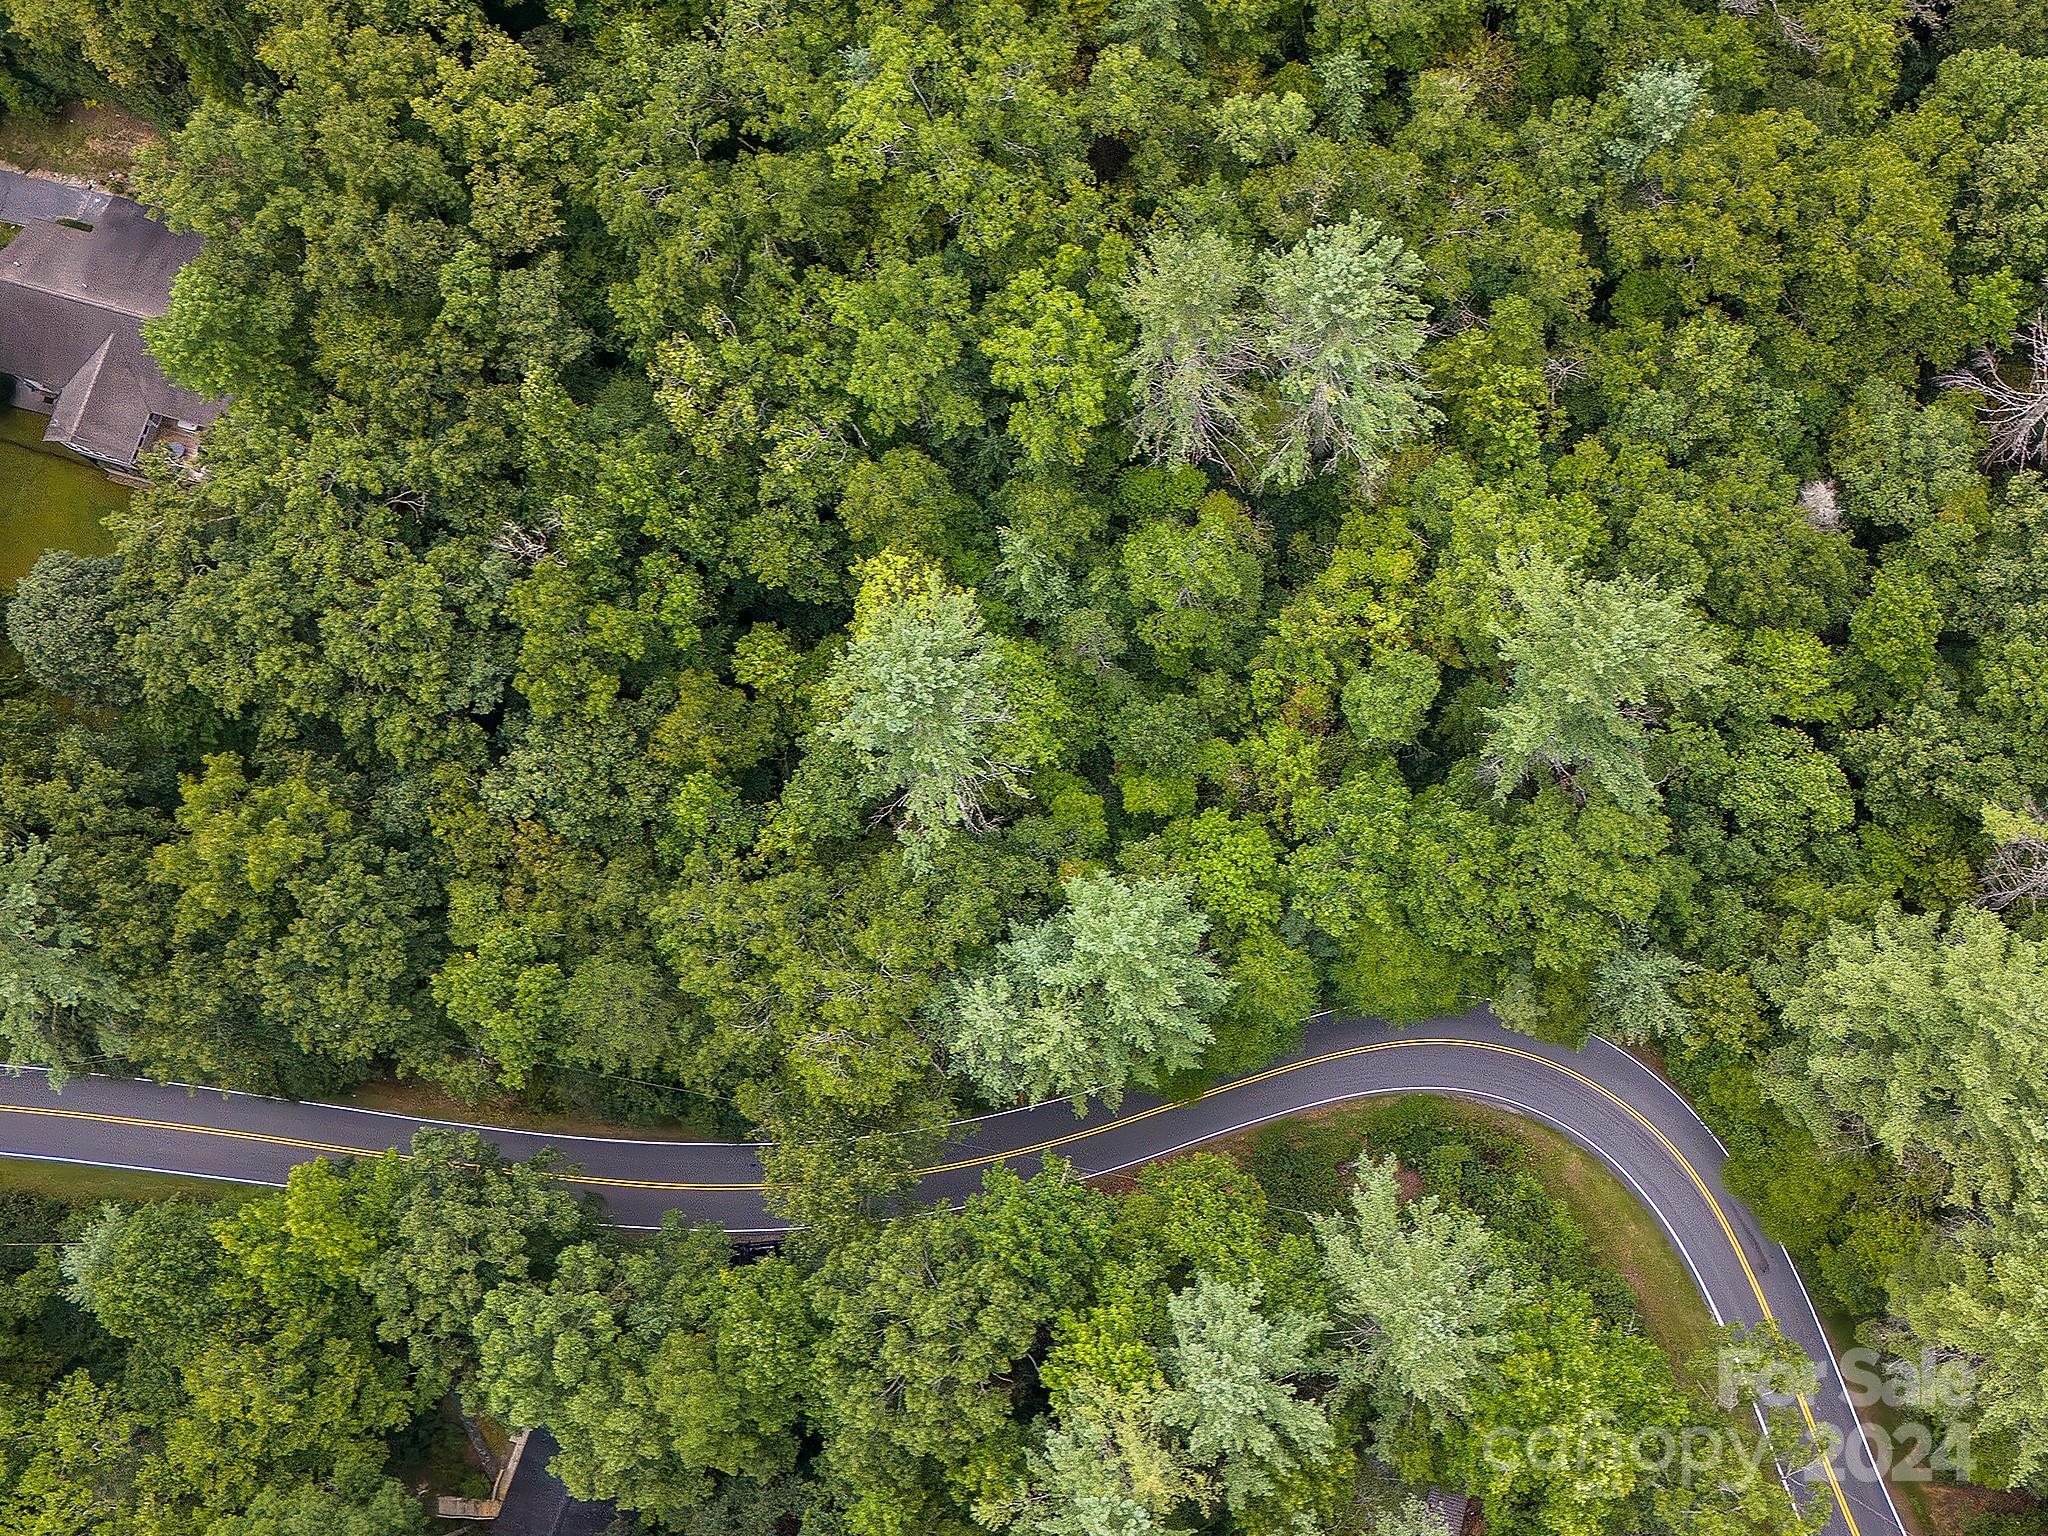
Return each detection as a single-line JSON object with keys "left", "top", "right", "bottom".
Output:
{"left": 1979, "top": 802, "right": 2048, "bottom": 912}
{"left": 1938, "top": 311, "right": 2048, "bottom": 468}
{"left": 1719, "top": 0, "right": 1823, "bottom": 55}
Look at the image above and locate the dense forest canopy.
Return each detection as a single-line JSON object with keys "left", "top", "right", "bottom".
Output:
{"left": 1, "top": 0, "right": 2047, "bottom": 1525}
{"left": 0, "top": 1109, "right": 1846, "bottom": 1535}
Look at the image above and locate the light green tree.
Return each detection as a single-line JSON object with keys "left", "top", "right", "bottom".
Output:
{"left": 804, "top": 1165, "right": 1109, "bottom": 1528}
{"left": 1342, "top": 650, "right": 1440, "bottom": 747}
{"left": 61, "top": 1164, "right": 421, "bottom": 1515}
{"left": 809, "top": 557, "right": 1027, "bottom": 851}
{"left": 1121, "top": 230, "right": 1258, "bottom": 471}
{"left": 982, "top": 259, "right": 1120, "bottom": 466}
{"left": 60, "top": 1200, "right": 228, "bottom": 1357}
{"left": 1901, "top": 1219, "right": 2048, "bottom": 1486}
{"left": 945, "top": 874, "right": 1229, "bottom": 1108}
{"left": 1119, "top": 491, "right": 1265, "bottom": 673}
{"left": 1153, "top": 1275, "right": 1332, "bottom": 1508}
{"left": 473, "top": 1226, "right": 809, "bottom": 1520}
{"left": 1773, "top": 906, "right": 2048, "bottom": 1220}
{"left": 1311, "top": 1157, "right": 1518, "bottom": 1417}
{"left": 1591, "top": 939, "right": 1697, "bottom": 1044}
{"left": 1450, "top": 1291, "right": 1679, "bottom": 1536}
{"left": 0, "top": 836, "right": 119, "bottom": 1085}
{"left": 1355, "top": 1492, "right": 1459, "bottom": 1536}
{"left": 0, "top": 1373, "right": 155, "bottom": 1534}
{"left": 1603, "top": 62, "right": 1708, "bottom": 176}
{"left": 1214, "top": 91, "right": 1313, "bottom": 165}
{"left": 1254, "top": 217, "right": 1437, "bottom": 491}
{"left": 1002, "top": 1381, "right": 1208, "bottom": 1536}
{"left": 1484, "top": 553, "right": 1723, "bottom": 814}
{"left": 200, "top": 1464, "right": 429, "bottom": 1536}
{"left": 363, "top": 1131, "right": 595, "bottom": 1387}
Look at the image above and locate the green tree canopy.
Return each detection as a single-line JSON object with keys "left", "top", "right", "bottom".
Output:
{"left": 1772, "top": 906, "right": 2048, "bottom": 1221}
{"left": 945, "top": 873, "right": 1229, "bottom": 1108}
{"left": 1312, "top": 1157, "right": 1520, "bottom": 1418}
{"left": 1484, "top": 553, "right": 1724, "bottom": 815}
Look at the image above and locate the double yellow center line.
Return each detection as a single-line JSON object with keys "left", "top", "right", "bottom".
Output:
{"left": 0, "top": 1037, "right": 1866, "bottom": 1536}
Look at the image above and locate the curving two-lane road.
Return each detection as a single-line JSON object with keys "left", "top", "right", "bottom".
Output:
{"left": 0, "top": 1008, "right": 1907, "bottom": 1536}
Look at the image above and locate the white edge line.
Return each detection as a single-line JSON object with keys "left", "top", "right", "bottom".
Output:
{"left": 0, "top": 1150, "right": 287, "bottom": 1191}
{"left": 1777, "top": 1235, "right": 1915, "bottom": 1534}
{"left": 1578, "top": 1040, "right": 1902, "bottom": 1528}
{"left": 1055, "top": 1083, "right": 1731, "bottom": 1329}
{"left": 0, "top": 1071, "right": 1900, "bottom": 1532}
{"left": 0, "top": 1013, "right": 1666, "bottom": 1155}
{"left": 0, "top": 1150, "right": 715, "bottom": 1237}
{"left": 1, "top": 1062, "right": 1295, "bottom": 1150}
{"left": 1047, "top": 1083, "right": 1832, "bottom": 1513}
{"left": 1583, "top": 1035, "right": 1735, "bottom": 1156}
{"left": 0, "top": 1065, "right": 768, "bottom": 1149}
{"left": 0, "top": 1008, "right": 1354, "bottom": 1150}
{"left": 1055, "top": 1082, "right": 1884, "bottom": 1532}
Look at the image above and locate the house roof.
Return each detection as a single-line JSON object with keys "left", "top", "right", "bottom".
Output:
{"left": 0, "top": 187, "right": 223, "bottom": 467}
{"left": 0, "top": 168, "right": 110, "bottom": 226}
{"left": 0, "top": 198, "right": 203, "bottom": 319}
{"left": 46, "top": 335, "right": 118, "bottom": 447}
{"left": 1425, "top": 1487, "right": 1471, "bottom": 1534}
{"left": 46, "top": 331, "right": 178, "bottom": 466}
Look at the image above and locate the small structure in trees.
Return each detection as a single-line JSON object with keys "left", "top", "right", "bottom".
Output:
{"left": 1424, "top": 1487, "right": 1473, "bottom": 1535}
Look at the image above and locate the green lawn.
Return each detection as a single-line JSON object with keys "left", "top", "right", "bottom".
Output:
{"left": 0, "top": 1155, "right": 260, "bottom": 1206}
{"left": 0, "top": 408, "right": 126, "bottom": 587}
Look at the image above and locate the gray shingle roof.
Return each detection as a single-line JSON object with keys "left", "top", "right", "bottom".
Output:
{"left": 46, "top": 334, "right": 119, "bottom": 444}
{"left": 46, "top": 332, "right": 164, "bottom": 465}
{"left": 1425, "top": 1488, "right": 1470, "bottom": 1534}
{"left": 0, "top": 169, "right": 110, "bottom": 226}
{"left": 0, "top": 198, "right": 202, "bottom": 319}
{"left": 0, "top": 186, "right": 223, "bottom": 467}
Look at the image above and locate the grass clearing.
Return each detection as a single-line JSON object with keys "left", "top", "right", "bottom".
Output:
{"left": 1446, "top": 1100, "right": 1720, "bottom": 1368}
{"left": 0, "top": 1155, "right": 262, "bottom": 1206}
{"left": 1221, "top": 1094, "right": 1721, "bottom": 1377}
{"left": 0, "top": 408, "right": 127, "bottom": 587}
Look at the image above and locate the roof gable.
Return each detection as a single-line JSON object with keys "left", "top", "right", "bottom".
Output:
{"left": 0, "top": 187, "right": 224, "bottom": 467}
{"left": 45, "top": 333, "right": 156, "bottom": 464}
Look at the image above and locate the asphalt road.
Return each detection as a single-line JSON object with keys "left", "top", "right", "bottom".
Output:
{"left": 0, "top": 1007, "right": 1908, "bottom": 1536}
